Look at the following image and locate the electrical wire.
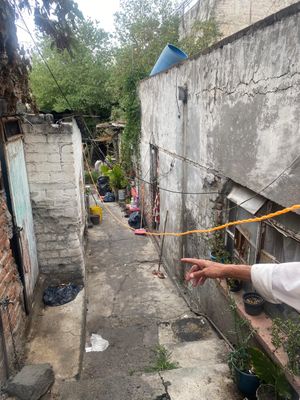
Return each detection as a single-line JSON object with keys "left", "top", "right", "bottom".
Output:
{"left": 223, "top": 153, "right": 300, "bottom": 214}
{"left": 84, "top": 155, "right": 300, "bottom": 237}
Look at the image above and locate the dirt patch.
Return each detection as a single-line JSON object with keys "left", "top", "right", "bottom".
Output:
{"left": 171, "top": 317, "right": 213, "bottom": 342}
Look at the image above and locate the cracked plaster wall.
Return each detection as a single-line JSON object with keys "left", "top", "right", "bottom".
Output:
{"left": 139, "top": 5, "right": 300, "bottom": 330}
{"left": 23, "top": 115, "right": 85, "bottom": 283}
{"left": 179, "top": 0, "right": 297, "bottom": 39}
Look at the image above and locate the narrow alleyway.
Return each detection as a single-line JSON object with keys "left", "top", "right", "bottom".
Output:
{"left": 58, "top": 203, "right": 240, "bottom": 400}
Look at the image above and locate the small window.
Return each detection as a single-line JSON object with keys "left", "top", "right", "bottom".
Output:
{"left": 260, "top": 223, "right": 300, "bottom": 263}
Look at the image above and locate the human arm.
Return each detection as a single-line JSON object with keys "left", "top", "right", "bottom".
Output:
{"left": 182, "top": 259, "right": 300, "bottom": 312}
{"left": 181, "top": 258, "right": 251, "bottom": 286}
{"left": 251, "top": 262, "right": 300, "bottom": 312}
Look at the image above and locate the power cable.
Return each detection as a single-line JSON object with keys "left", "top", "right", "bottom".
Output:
{"left": 85, "top": 155, "right": 300, "bottom": 237}
{"left": 223, "top": 153, "right": 300, "bottom": 214}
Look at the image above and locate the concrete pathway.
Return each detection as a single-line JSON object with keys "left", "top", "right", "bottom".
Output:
{"left": 25, "top": 277, "right": 85, "bottom": 382}
{"left": 57, "top": 203, "right": 241, "bottom": 399}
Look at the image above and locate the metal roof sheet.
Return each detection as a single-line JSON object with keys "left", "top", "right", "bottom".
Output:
{"left": 227, "top": 185, "right": 266, "bottom": 215}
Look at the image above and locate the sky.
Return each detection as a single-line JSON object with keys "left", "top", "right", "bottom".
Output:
{"left": 17, "top": 0, "right": 121, "bottom": 48}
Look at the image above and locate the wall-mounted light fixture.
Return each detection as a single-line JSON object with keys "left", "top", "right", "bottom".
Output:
{"left": 178, "top": 86, "right": 188, "bottom": 104}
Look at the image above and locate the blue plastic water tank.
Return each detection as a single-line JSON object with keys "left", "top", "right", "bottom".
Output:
{"left": 150, "top": 44, "right": 188, "bottom": 76}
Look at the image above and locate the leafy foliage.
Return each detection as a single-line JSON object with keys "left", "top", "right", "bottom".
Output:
{"left": 180, "top": 19, "right": 221, "bottom": 57}
{"left": 248, "top": 347, "right": 292, "bottom": 399}
{"left": 30, "top": 19, "right": 112, "bottom": 117}
{"left": 18, "top": 0, "right": 83, "bottom": 52}
{"left": 0, "top": 0, "right": 82, "bottom": 112}
{"left": 84, "top": 170, "right": 100, "bottom": 185}
{"left": 272, "top": 317, "right": 300, "bottom": 375}
{"left": 228, "top": 345, "right": 253, "bottom": 373}
{"left": 208, "top": 231, "right": 231, "bottom": 263}
{"left": 111, "top": 0, "right": 180, "bottom": 169}
{"left": 100, "top": 164, "right": 128, "bottom": 191}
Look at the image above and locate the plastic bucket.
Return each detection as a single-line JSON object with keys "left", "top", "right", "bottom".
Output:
{"left": 90, "top": 205, "right": 102, "bottom": 222}
{"left": 118, "top": 189, "right": 126, "bottom": 202}
{"left": 150, "top": 44, "right": 188, "bottom": 76}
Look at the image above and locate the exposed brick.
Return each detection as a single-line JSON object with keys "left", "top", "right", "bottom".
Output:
{"left": 0, "top": 195, "right": 26, "bottom": 377}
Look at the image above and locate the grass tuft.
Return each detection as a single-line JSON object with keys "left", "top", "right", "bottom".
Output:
{"left": 145, "top": 345, "right": 179, "bottom": 372}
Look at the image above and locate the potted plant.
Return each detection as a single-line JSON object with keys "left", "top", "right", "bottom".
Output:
{"left": 228, "top": 300, "right": 260, "bottom": 397}
{"left": 243, "top": 292, "right": 264, "bottom": 316}
{"left": 228, "top": 346, "right": 260, "bottom": 397}
{"left": 272, "top": 317, "right": 300, "bottom": 376}
{"left": 101, "top": 164, "right": 128, "bottom": 201}
{"left": 248, "top": 347, "right": 292, "bottom": 400}
{"left": 208, "top": 231, "right": 232, "bottom": 263}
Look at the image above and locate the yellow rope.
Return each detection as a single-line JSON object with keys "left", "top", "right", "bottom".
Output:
{"left": 84, "top": 154, "right": 300, "bottom": 237}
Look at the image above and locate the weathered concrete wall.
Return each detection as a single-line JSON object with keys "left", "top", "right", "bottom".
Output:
{"left": 23, "top": 115, "right": 85, "bottom": 283}
{"left": 0, "top": 193, "right": 25, "bottom": 383}
{"left": 179, "top": 0, "right": 297, "bottom": 39}
{"left": 139, "top": 4, "right": 300, "bottom": 329}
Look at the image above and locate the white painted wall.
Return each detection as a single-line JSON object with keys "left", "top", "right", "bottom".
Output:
{"left": 139, "top": 5, "right": 300, "bottom": 329}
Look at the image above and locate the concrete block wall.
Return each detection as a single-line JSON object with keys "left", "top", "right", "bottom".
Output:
{"left": 179, "top": 0, "right": 297, "bottom": 40}
{"left": 23, "top": 115, "right": 85, "bottom": 283}
{"left": 139, "top": 4, "right": 300, "bottom": 330}
{"left": 0, "top": 193, "right": 25, "bottom": 382}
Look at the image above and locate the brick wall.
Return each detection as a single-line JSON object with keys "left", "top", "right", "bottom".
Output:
{"left": 0, "top": 192, "right": 25, "bottom": 382}
{"left": 23, "top": 115, "right": 85, "bottom": 284}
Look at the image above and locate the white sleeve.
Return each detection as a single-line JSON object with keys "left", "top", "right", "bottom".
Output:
{"left": 251, "top": 262, "right": 300, "bottom": 312}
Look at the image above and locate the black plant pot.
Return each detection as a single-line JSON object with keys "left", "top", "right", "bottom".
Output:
{"left": 256, "top": 384, "right": 276, "bottom": 400}
{"left": 227, "top": 279, "right": 242, "bottom": 292}
{"left": 243, "top": 292, "right": 264, "bottom": 316}
{"left": 233, "top": 363, "right": 260, "bottom": 397}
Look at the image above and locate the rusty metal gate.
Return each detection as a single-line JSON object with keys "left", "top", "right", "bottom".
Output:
{"left": 0, "top": 118, "right": 39, "bottom": 311}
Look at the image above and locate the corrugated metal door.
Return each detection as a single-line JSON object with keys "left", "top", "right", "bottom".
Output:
{"left": 1, "top": 119, "right": 39, "bottom": 308}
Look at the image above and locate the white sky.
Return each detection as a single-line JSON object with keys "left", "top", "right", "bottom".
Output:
{"left": 17, "top": 0, "right": 121, "bottom": 48}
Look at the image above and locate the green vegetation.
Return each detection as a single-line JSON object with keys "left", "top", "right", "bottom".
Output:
{"left": 29, "top": 0, "right": 221, "bottom": 170}
{"left": 208, "top": 231, "right": 231, "bottom": 263}
{"left": 249, "top": 348, "right": 292, "bottom": 399}
{"left": 30, "top": 19, "right": 112, "bottom": 118}
{"left": 272, "top": 317, "right": 300, "bottom": 375}
{"left": 84, "top": 170, "right": 100, "bottom": 185}
{"left": 145, "top": 345, "right": 178, "bottom": 372}
{"left": 111, "top": 0, "right": 180, "bottom": 170}
{"left": 180, "top": 19, "right": 221, "bottom": 57}
{"left": 100, "top": 164, "right": 128, "bottom": 191}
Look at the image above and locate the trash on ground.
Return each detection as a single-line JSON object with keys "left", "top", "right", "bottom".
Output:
{"left": 134, "top": 228, "right": 147, "bottom": 235}
{"left": 103, "top": 192, "right": 115, "bottom": 202}
{"left": 43, "top": 283, "right": 83, "bottom": 306}
{"left": 128, "top": 211, "right": 143, "bottom": 229}
{"left": 85, "top": 333, "right": 109, "bottom": 352}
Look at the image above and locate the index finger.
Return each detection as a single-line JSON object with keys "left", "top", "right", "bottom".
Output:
{"left": 181, "top": 258, "right": 202, "bottom": 265}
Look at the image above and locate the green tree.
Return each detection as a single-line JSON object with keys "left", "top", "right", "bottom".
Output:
{"left": 179, "top": 19, "right": 221, "bottom": 57}
{"left": 30, "top": 19, "right": 113, "bottom": 119}
{"left": 111, "top": 0, "right": 180, "bottom": 169}
{"left": 0, "top": 0, "right": 82, "bottom": 112}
